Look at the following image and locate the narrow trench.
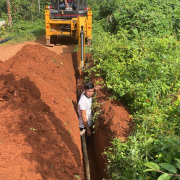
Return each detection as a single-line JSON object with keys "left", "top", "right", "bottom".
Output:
{"left": 87, "top": 134, "right": 100, "bottom": 180}
{"left": 73, "top": 54, "right": 101, "bottom": 180}
{"left": 76, "top": 91, "right": 100, "bottom": 180}
{"left": 52, "top": 37, "right": 102, "bottom": 180}
{"left": 77, "top": 91, "right": 100, "bottom": 179}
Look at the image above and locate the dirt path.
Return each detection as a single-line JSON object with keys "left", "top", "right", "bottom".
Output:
{"left": 0, "top": 36, "right": 75, "bottom": 62}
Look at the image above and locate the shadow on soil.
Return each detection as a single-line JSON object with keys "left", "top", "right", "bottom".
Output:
{"left": 0, "top": 73, "right": 82, "bottom": 179}
{"left": 71, "top": 51, "right": 79, "bottom": 115}
{"left": 35, "top": 36, "right": 77, "bottom": 54}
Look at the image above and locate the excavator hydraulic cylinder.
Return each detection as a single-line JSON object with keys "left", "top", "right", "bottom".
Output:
{"left": 80, "top": 29, "right": 84, "bottom": 69}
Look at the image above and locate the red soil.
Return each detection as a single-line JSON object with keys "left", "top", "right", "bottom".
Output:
{"left": 0, "top": 36, "right": 75, "bottom": 62}
{"left": 0, "top": 41, "right": 133, "bottom": 180}
{"left": 91, "top": 86, "right": 133, "bottom": 179}
{"left": 0, "top": 44, "right": 83, "bottom": 180}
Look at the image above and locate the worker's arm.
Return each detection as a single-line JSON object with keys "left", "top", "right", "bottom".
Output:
{"left": 81, "top": 110, "right": 92, "bottom": 136}
{"left": 94, "top": 85, "right": 101, "bottom": 91}
{"left": 64, "top": 0, "right": 69, "bottom": 7}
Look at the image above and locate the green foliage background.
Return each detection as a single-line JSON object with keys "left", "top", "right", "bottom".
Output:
{"left": 0, "top": 0, "right": 50, "bottom": 42}
{"left": 87, "top": 0, "right": 180, "bottom": 179}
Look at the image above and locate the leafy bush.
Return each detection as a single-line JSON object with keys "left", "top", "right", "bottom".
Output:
{"left": 1, "top": 19, "right": 45, "bottom": 44}
{"left": 96, "top": 0, "right": 180, "bottom": 38}
{"left": 144, "top": 160, "right": 180, "bottom": 180}
{"left": 87, "top": 0, "right": 180, "bottom": 179}
{"left": 0, "top": 0, "right": 7, "bottom": 18}
{"left": 10, "top": 0, "right": 50, "bottom": 22}
{"left": 0, "top": 0, "right": 49, "bottom": 42}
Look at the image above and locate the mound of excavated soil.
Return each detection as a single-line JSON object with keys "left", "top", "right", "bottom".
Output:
{"left": 91, "top": 86, "right": 133, "bottom": 179}
{"left": 0, "top": 44, "right": 83, "bottom": 180}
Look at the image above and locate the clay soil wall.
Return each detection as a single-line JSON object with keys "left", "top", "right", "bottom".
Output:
{"left": 0, "top": 44, "right": 83, "bottom": 180}
{"left": 92, "top": 89, "right": 133, "bottom": 179}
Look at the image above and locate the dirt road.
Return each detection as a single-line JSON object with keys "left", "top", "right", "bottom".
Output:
{"left": 0, "top": 36, "right": 75, "bottom": 62}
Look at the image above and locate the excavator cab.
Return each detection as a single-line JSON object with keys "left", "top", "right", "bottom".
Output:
{"left": 49, "top": 0, "right": 88, "bottom": 18}
{"left": 59, "top": 0, "right": 86, "bottom": 11}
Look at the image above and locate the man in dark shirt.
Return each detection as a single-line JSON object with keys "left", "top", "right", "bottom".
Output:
{"left": 60, "top": 0, "right": 77, "bottom": 10}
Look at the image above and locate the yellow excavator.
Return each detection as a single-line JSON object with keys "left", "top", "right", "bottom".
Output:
{"left": 45, "top": 0, "right": 92, "bottom": 78}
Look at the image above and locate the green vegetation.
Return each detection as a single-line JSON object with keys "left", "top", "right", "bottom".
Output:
{"left": 1, "top": 20, "right": 45, "bottom": 45}
{"left": 144, "top": 161, "right": 180, "bottom": 179}
{"left": 0, "top": 0, "right": 48, "bottom": 44}
{"left": 30, "top": 127, "right": 36, "bottom": 131}
{"left": 87, "top": 0, "right": 180, "bottom": 179}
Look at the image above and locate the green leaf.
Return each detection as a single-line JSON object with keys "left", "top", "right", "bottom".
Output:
{"left": 95, "top": 73, "right": 100, "bottom": 77}
{"left": 75, "top": 174, "right": 80, "bottom": 179}
{"left": 161, "top": 144, "right": 170, "bottom": 150}
{"left": 166, "top": 153, "right": 172, "bottom": 163}
{"left": 159, "top": 163, "right": 177, "bottom": 173}
{"left": 176, "top": 163, "right": 180, "bottom": 170}
{"left": 132, "top": 28, "right": 139, "bottom": 36}
{"left": 146, "top": 137, "right": 154, "bottom": 144}
{"left": 157, "top": 173, "right": 170, "bottom": 180}
{"left": 113, "top": 12, "right": 120, "bottom": 19}
{"left": 138, "top": 175, "right": 144, "bottom": 180}
{"left": 175, "top": 159, "right": 180, "bottom": 163}
{"left": 143, "top": 168, "right": 153, "bottom": 172}
{"left": 144, "top": 162, "right": 160, "bottom": 171}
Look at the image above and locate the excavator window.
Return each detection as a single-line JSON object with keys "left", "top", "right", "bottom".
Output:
{"left": 79, "top": 0, "right": 86, "bottom": 10}
{"left": 50, "top": 0, "right": 58, "bottom": 9}
{"left": 50, "top": 0, "right": 87, "bottom": 11}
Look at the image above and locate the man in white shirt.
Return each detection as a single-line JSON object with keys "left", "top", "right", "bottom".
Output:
{"left": 78, "top": 82, "right": 94, "bottom": 139}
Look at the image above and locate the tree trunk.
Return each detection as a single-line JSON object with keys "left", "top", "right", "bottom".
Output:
{"left": 6, "top": 0, "right": 12, "bottom": 27}
{"left": 38, "top": 0, "right": 40, "bottom": 12}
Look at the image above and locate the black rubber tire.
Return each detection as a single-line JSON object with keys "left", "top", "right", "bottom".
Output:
{"left": 50, "top": 36, "right": 57, "bottom": 44}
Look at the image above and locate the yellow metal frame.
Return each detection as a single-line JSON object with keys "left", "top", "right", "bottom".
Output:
{"left": 45, "top": 9, "right": 92, "bottom": 75}
{"left": 77, "top": 16, "right": 86, "bottom": 70}
{"left": 86, "top": 10, "right": 92, "bottom": 40}
{"left": 45, "top": 9, "right": 92, "bottom": 42}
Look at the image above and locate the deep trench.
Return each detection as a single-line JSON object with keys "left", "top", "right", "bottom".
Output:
{"left": 77, "top": 96, "right": 100, "bottom": 180}
{"left": 72, "top": 55, "right": 101, "bottom": 180}
{"left": 0, "top": 38, "right": 132, "bottom": 180}
{"left": 53, "top": 36, "right": 103, "bottom": 180}
{"left": 0, "top": 38, "right": 132, "bottom": 179}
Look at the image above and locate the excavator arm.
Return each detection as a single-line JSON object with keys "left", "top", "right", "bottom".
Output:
{"left": 45, "top": 1, "right": 92, "bottom": 96}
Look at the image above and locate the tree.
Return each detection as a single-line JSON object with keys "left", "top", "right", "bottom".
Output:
{"left": 6, "top": 0, "right": 12, "bottom": 26}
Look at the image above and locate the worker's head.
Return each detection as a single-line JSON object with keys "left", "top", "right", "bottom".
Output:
{"left": 84, "top": 82, "right": 94, "bottom": 98}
